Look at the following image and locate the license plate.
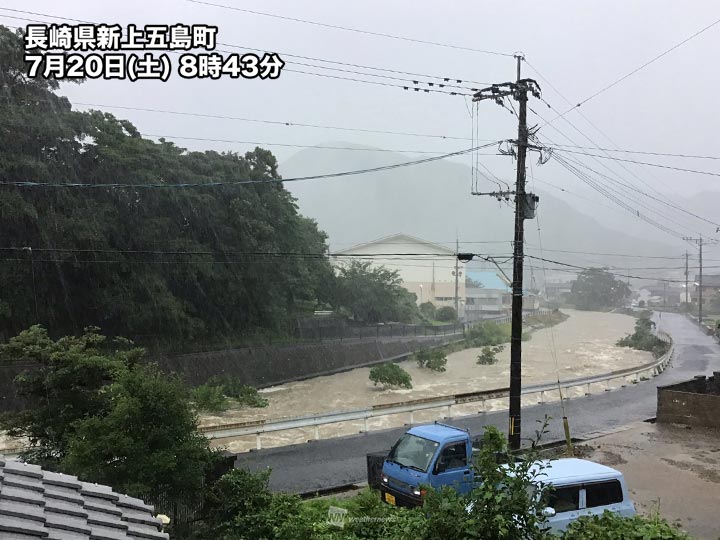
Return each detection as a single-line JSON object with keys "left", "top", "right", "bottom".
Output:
{"left": 385, "top": 493, "right": 396, "bottom": 505}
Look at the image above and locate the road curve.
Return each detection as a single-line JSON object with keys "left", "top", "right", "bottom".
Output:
{"left": 234, "top": 313, "right": 720, "bottom": 493}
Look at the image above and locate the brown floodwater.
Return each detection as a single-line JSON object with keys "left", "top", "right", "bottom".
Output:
{"left": 201, "top": 310, "right": 652, "bottom": 453}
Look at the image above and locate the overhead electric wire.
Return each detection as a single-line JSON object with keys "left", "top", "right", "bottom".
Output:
{"left": 554, "top": 148, "right": 720, "bottom": 179}
{"left": 0, "top": 140, "right": 504, "bottom": 188}
{"left": 539, "top": 15, "right": 720, "bottom": 126}
{"left": 183, "top": 0, "right": 515, "bottom": 57}
{"left": 546, "top": 143, "right": 720, "bottom": 161}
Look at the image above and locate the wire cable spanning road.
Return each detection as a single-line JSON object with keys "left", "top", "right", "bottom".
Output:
{"left": 234, "top": 313, "right": 720, "bottom": 493}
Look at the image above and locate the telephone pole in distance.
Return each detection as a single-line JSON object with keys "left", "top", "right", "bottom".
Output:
{"left": 684, "top": 236, "right": 703, "bottom": 323}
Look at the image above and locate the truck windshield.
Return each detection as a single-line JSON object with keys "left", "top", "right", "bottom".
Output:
{"left": 388, "top": 434, "right": 439, "bottom": 472}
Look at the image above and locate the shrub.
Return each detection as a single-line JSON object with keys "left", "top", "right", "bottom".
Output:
{"left": 436, "top": 306, "right": 457, "bottom": 321}
{"left": 415, "top": 349, "right": 447, "bottom": 372}
{"left": 617, "top": 314, "right": 669, "bottom": 358}
{"left": 466, "top": 321, "right": 512, "bottom": 347}
{"left": 560, "top": 511, "right": 691, "bottom": 539}
{"left": 419, "top": 301, "right": 437, "bottom": 320}
{"left": 192, "top": 383, "right": 228, "bottom": 413}
{"left": 369, "top": 362, "right": 413, "bottom": 389}
{"left": 208, "top": 376, "right": 269, "bottom": 408}
{"left": 477, "top": 345, "right": 504, "bottom": 365}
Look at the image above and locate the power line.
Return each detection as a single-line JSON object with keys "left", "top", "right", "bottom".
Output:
{"left": 546, "top": 143, "right": 720, "bottom": 161}
{"left": 522, "top": 254, "right": 685, "bottom": 283}
{"left": 554, "top": 148, "right": 720, "bottom": 179}
{"left": 542, "top": 15, "right": 720, "bottom": 125}
{"left": 0, "top": 140, "right": 504, "bottom": 188}
{"left": 184, "top": 0, "right": 515, "bottom": 57}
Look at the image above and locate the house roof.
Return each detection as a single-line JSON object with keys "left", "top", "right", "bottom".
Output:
{"left": 0, "top": 457, "right": 169, "bottom": 540}
{"left": 465, "top": 271, "right": 511, "bottom": 291}
{"left": 333, "top": 233, "right": 456, "bottom": 255}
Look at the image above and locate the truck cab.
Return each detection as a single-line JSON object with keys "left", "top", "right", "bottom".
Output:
{"left": 380, "top": 423, "right": 474, "bottom": 507}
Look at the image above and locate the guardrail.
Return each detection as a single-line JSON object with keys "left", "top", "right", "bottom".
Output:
{"left": 201, "top": 332, "right": 673, "bottom": 449}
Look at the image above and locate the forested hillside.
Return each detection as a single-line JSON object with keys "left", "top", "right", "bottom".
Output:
{"left": 0, "top": 27, "right": 333, "bottom": 346}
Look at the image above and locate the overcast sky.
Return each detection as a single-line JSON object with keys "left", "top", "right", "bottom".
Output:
{"left": 3, "top": 1, "right": 720, "bottom": 257}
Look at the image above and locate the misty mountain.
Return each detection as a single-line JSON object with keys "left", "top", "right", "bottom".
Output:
{"left": 280, "top": 144, "right": 680, "bottom": 277}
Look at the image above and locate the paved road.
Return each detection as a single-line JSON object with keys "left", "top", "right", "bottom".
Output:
{"left": 235, "top": 313, "right": 720, "bottom": 493}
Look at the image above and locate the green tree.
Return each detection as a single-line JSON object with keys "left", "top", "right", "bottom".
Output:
{"left": 415, "top": 349, "right": 447, "bottom": 372}
{"left": 419, "top": 301, "right": 437, "bottom": 320}
{"left": 0, "top": 26, "right": 334, "bottom": 349}
{"left": 571, "top": 268, "right": 630, "bottom": 311}
{"left": 436, "top": 306, "right": 457, "bottom": 322}
{"left": 61, "top": 365, "right": 215, "bottom": 505}
{"left": 332, "top": 261, "right": 419, "bottom": 323}
{"left": 477, "top": 345, "right": 505, "bottom": 365}
{"left": 369, "top": 362, "right": 413, "bottom": 389}
{"left": 0, "top": 325, "right": 140, "bottom": 468}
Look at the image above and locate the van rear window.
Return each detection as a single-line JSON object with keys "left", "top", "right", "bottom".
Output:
{"left": 585, "top": 480, "right": 623, "bottom": 507}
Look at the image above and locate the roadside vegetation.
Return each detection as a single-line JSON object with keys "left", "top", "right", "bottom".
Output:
{"left": 369, "top": 362, "right": 413, "bottom": 389}
{"left": 617, "top": 312, "right": 670, "bottom": 358}
{"left": 477, "top": 345, "right": 505, "bottom": 365}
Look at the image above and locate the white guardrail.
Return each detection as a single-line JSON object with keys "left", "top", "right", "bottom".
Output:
{"left": 200, "top": 332, "right": 673, "bottom": 450}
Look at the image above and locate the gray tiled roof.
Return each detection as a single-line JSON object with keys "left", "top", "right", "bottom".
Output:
{"left": 0, "top": 457, "right": 169, "bottom": 540}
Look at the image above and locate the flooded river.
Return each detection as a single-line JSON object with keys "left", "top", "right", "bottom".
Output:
{"left": 202, "top": 310, "right": 652, "bottom": 452}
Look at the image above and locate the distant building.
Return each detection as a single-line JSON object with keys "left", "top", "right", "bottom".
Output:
{"left": 544, "top": 278, "right": 574, "bottom": 303}
{"left": 332, "top": 233, "right": 465, "bottom": 318}
{"left": 691, "top": 274, "right": 720, "bottom": 306}
{"left": 464, "top": 271, "right": 511, "bottom": 322}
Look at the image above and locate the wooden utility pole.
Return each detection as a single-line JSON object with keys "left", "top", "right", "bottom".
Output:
{"left": 684, "top": 236, "right": 703, "bottom": 323}
{"left": 685, "top": 251, "right": 689, "bottom": 306}
{"left": 454, "top": 238, "right": 460, "bottom": 318}
{"left": 472, "top": 55, "right": 541, "bottom": 450}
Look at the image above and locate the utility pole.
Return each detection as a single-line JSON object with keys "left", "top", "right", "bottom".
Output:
{"left": 685, "top": 251, "right": 689, "bottom": 307}
{"left": 472, "top": 55, "right": 541, "bottom": 450}
{"left": 684, "top": 236, "right": 703, "bottom": 323}
{"left": 454, "top": 238, "right": 460, "bottom": 318}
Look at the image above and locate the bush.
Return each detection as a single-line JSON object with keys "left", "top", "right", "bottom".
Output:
{"left": 560, "top": 511, "right": 691, "bottom": 539}
{"left": 208, "top": 376, "right": 269, "bottom": 408}
{"left": 415, "top": 349, "right": 447, "bottom": 372}
{"left": 369, "top": 362, "right": 413, "bottom": 389}
{"left": 466, "top": 321, "right": 512, "bottom": 347}
{"left": 419, "top": 301, "right": 437, "bottom": 320}
{"left": 436, "top": 306, "right": 457, "bottom": 321}
{"left": 192, "top": 383, "right": 228, "bottom": 413}
{"left": 617, "top": 314, "right": 669, "bottom": 358}
{"left": 477, "top": 345, "right": 504, "bottom": 365}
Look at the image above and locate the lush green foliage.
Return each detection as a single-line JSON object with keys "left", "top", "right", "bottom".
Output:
{"left": 617, "top": 313, "right": 670, "bottom": 358}
{"left": 418, "top": 301, "right": 437, "bottom": 320}
{"left": 192, "top": 376, "right": 268, "bottom": 412}
{"left": 61, "top": 365, "right": 215, "bottom": 504}
{"left": 369, "top": 362, "right": 413, "bottom": 389}
{"left": 571, "top": 268, "right": 631, "bottom": 311}
{"left": 560, "top": 511, "right": 691, "bottom": 539}
{"left": 415, "top": 348, "right": 447, "bottom": 372}
{"left": 477, "top": 345, "right": 505, "bottom": 365}
{"left": 435, "top": 306, "right": 457, "bottom": 321}
{"left": 0, "top": 325, "right": 215, "bottom": 510}
{"left": 0, "top": 27, "right": 334, "bottom": 349}
{"left": 332, "top": 261, "right": 420, "bottom": 323}
{"left": 466, "top": 321, "right": 512, "bottom": 347}
{"left": 0, "top": 325, "right": 141, "bottom": 467}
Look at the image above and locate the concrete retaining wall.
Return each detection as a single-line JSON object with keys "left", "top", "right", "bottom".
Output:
{"left": 0, "top": 335, "right": 459, "bottom": 412}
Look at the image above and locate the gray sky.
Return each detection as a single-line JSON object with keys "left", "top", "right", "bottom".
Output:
{"left": 3, "top": 0, "right": 720, "bottom": 257}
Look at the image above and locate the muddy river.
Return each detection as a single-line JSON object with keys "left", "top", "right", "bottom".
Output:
{"left": 201, "top": 310, "right": 652, "bottom": 453}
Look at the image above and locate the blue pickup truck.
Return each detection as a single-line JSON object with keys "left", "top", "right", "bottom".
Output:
{"left": 378, "top": 422, "right": 636, "bottom": 533}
